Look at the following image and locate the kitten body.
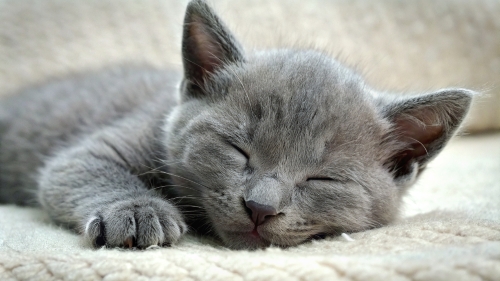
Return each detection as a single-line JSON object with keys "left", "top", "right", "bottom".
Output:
{"left": 0, "top": 0, "right": 472, "bottom": 249}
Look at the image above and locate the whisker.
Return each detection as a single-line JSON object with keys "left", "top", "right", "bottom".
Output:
{"left": 151, "top": 170, "right": 211, "bottom": 190}
{"left": 406, "top": 136, "right": 429, "bottom": 156}
{"left": 139, "top": 160, "right": 212, "bottom": 191}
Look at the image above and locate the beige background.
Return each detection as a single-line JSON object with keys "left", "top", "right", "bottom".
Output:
{"left": 1, "top": 0, "right": 499, "bottom": 132}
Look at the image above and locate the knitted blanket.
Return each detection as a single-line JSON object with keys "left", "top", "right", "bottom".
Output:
{"left": 1, "top": 134, "right": 499, "bottom": 280}
{"left": 1, "top": 0, "right": 500, "bottom": 280}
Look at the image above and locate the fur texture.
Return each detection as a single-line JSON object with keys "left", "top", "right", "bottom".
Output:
{"left": 0, "top": 0, "right": 473, "bottom": 249}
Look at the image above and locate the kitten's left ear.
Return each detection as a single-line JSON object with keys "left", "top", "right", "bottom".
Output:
{"left": 382, "top": 89, "right": 474, "bottom": 185}
{"left": 182, "top": 0, "right": 245, "bottom": 93}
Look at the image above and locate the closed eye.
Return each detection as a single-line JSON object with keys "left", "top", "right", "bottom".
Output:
{"left": 306, "top": 177, "right": 339, "bottom": 182}
{"left": 230, "top": 143, "right": 249, "bottom": 160}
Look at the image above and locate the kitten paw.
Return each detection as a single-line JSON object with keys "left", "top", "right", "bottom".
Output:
{"left": 84, "top": 197, "right": 187, "bottom": 248}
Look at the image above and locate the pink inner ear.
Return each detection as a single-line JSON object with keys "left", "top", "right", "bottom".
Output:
{"left": 188, "top": 19, "right": 225, "bottom": 76}
{"left": 394, "top": 108, "right": 444, "bottom": 158}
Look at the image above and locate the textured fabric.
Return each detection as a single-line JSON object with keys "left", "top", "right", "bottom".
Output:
{"left": 1, "top": 134, "right": 499, "bottom": 280}
{"left": 0, "top": 0, "right": 499, "bottom": 132}
{"left": 1, "top": 0, "right": 500, "bottom": 280}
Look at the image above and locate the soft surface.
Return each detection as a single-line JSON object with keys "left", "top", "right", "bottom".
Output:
{"left": 1, "top": 0, "right": 500, "bottom": 280}
{"left": 1, "top": 134, "right": 499, "bottom": 280}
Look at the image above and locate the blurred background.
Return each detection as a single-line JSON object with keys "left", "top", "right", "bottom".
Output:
{"left": 0, "top": 0, "right": 499, "bottom": 133}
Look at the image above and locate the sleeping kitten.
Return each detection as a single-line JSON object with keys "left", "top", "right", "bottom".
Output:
{"left": 0, "top": 0, "right": 472, "bottom": 250}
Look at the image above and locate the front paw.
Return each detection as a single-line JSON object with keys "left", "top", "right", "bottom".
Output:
{"left": 84, "top": 197, "right": 187, "bottom": 248}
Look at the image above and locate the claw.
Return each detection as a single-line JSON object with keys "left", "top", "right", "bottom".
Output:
{"left": 124, "top": 237, "right": 134, "bottom": 248}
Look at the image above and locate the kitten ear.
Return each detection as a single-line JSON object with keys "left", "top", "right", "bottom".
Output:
{"left": 382, "top": 89, "right": 473, "bottom": 185}
{"left": 182, "top": 0, "right": 244, "bottom": 92}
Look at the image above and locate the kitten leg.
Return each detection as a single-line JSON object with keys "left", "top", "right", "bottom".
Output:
{"left": 37, "top": 134, "right": 186, "bottom": 248}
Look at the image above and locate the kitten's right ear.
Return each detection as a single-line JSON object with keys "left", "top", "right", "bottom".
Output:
{"left": 381, "top": 89, "right": 473, "bottom": 187}
{"left": 182, "top": 0, "right": 245, "bottom": 94}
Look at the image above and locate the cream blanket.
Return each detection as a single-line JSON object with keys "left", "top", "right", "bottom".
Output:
{"left": 1, "top": 134, "right": 499, "bottom": 280}
{"left": 1, "top": 0, "right": 500, "bottom": 280}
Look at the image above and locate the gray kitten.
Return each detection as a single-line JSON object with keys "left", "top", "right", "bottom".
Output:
{"left": 0, "top": 0, "right": 472, "bottom": 250}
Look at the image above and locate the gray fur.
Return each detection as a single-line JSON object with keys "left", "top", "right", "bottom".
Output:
{"left": 0, "top": 0, "right": 472, "bottom": 249}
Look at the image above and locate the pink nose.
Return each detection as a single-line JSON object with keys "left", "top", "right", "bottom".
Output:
{"left": 245, "top": 200, "right": 277, "bottom": 226}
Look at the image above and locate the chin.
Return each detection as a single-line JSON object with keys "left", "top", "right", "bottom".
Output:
{"left": 217, "top": 228, "right": 311, "bottom": 250}
{"left": 218, "top": 230, "right": 272, "bottom": 250}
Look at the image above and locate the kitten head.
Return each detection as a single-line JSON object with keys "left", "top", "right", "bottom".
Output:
{"left": 163, "top": 0, "right": 473, "bottom": 249}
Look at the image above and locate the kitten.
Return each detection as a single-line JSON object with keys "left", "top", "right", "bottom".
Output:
{"left": 0, "top": 0, "right": 472, "bottom": 250}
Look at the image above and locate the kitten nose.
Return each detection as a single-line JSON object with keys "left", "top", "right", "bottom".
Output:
{"left": 245, "top": 200, "right": 277, "bottom": 226}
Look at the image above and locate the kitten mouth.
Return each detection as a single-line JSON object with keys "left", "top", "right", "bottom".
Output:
{"left": 223, "top": 228, "right": 269, "bottom": 249}
{"left": 245, "top": 226, "right": 264, "bottom": 242}
{"left": 250, "top": 228, "right": 260, "bottom": 238}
